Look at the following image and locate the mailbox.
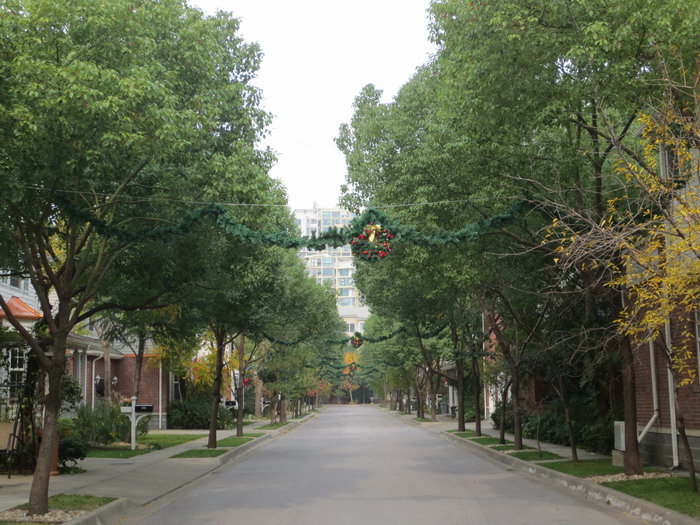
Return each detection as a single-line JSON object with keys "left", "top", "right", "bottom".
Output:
{"left": 135, "top": 404, "right": 153, "bottom": 413}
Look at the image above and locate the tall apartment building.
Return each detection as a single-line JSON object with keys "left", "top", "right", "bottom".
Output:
{"left": 294, "top": 206, "right": 370, "bottom": 335}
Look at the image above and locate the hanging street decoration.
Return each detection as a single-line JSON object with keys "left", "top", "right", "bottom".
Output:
{"left": 350, "top": 332, "right": 363, "bottom": 348}
{"left": 263, "top": 325, "right": 445, "bottom": 348}
{"left": 54, "top": 194, "right": 533, "bottom": 263}
{"left": 351, "top": 222, "right": 395, "bottom": 262}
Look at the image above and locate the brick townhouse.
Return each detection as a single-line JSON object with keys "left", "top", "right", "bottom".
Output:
{"left": 0, "top": 278, "right": 173, "bottom": 428}
{"left": 631, "top": 311, "right": 700, "bottom": 470}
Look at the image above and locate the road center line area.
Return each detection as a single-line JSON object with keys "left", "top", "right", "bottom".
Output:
{"left": 122, "top": 406, "right": 640, "bottom": 525}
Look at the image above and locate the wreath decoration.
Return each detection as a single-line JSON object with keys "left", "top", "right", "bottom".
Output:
{"left": 351, "top": 222, "right": 395, "bottom": 262}
{"left": 350, "top": 333, "right": 363, "bottom": 348}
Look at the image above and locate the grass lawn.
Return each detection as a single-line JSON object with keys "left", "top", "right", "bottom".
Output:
{"left": 601, "top": 476, "right": 700, "bottom": 518}
{"left": 414, "top": 417, "right": 433, "bottom": 423}
{"left": 470, "top": 436, "right": 507, "bottom": 446}
{"left": 258, "top": 421, "right": 290, "bottom": 430}
{"left": 88, "top": 433, "right": 208, "bottom": 458}
{"left": 17, "top": 494, "right": 115, "bottom": 511}
{"left": 447, "top": 429, "right": 477, "bottom": 437}
{"left": 541, "top": 458, "right": 625, "bottom": 478}
{"left": 139, "top": 433, "right": 207, "bottom": 449}
{"left": 0, "top": 494, "right": 117, "bottom": 524}
{"left": 491, "top": 444, "right": 534, "bottom": 452}
{"left": 87, "top": 448, "right": 151, "bottom": 459}
{"left": 215, "top": 436, "right": 253, "bottom": 447}
{"left": 510, "top": 450, "right": 564, "bottom": 461}
{"left": 171, "top": 449, "right": 227, "bottom": 458}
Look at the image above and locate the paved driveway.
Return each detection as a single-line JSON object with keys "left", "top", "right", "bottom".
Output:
{"left": 125, "top": 405, "right": 639, "bottom": 525}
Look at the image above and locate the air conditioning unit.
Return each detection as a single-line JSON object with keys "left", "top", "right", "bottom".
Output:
{"left": 614, "top": 421, "right": 625, "bottom": 451}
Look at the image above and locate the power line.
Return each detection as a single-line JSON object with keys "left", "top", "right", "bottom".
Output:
{"left": 22, "top": 185, "right": 477, "bottom": 210}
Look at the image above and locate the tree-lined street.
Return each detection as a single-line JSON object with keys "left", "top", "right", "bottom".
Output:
{"left": 124, "top": 406, "right": 637, "bottom": 525}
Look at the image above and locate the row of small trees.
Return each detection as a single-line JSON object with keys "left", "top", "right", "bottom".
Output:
{"left": 0, "top": 0, "right": 346, "bottom": 515}
{"left": 337, "top": 0, "right": 700, "bottom": 487}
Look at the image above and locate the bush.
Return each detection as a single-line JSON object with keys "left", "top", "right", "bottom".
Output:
{"left": 522, "top": 408, "right": 570, "bottom": 445}
{"left": 73, "top": 402, "right": 130, "bottom": 445}
{"left": 579, "top": 416, "right": 614, "bottom": 455}
{"left": 167, "top": 398, "right": 234, "bottom": 430}
{"left": 61, "top": 376, "right": 83, "bottom": 415}
{"left": 490, "top": 402, "right": 514, "bottom": 433}
{"left": 59, "top": 437, "right": 88, "bottom": 471}
{"left": 463, "top": 404, "right": 478, "bottom": 423}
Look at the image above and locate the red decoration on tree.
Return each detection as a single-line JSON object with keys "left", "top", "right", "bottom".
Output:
{"left": 351, "top": 222, "right": 394, "bottom": 262}
{"left": 350, "top": 334, "right": 363, "bottom": 348}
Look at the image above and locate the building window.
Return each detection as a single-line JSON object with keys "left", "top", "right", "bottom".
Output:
{"left": 8, "top": 348, "right": 27, "bottom": 402}
{"left": 322, "top": 258, "right": 333, "bottom": 267}
{"left": 338, "top": 269, "right": 351, "bottom": 277}
{"left": 322, "top": 268, "right": 334, "bottom": 277}
{"left": 339, "top": 288, "right": 352, "bottom": 297}
{"left": 347, "top": 323, "right": 355, "bottom": 333}
{"left": 339, "top": 298, "right": 355, "bottom": 306}
{"left": 9, "top": 275, "right": 21, "bottom": 288}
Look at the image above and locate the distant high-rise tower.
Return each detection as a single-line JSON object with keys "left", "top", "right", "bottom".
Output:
{"left": 294, "top": 205, "right": 370, "bottom": 335}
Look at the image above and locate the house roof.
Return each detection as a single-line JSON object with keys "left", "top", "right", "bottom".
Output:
{"left": 0, "top": 296, "right": 42, "bottom": 321}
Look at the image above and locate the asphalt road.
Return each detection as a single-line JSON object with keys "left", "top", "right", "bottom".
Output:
{"left": 124, "top": 406, "right": 639, "bottom": 525}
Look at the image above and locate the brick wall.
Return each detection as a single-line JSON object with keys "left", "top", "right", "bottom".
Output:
{"left": 634, "top": 312, "right": 700, "bottom": 431}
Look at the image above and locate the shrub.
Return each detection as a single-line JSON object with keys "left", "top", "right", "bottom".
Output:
{"left": 522, "top": 408, "right": 570, "bottom": 445}
{"left": 490, "top": 402, "right": 514, "bottom": 433}
{"left": 463, "top": 404, "right": 477, "bottom": 423}
{"left": 61, "top": 376, "right": 83, "bottom": 415}
{"left": 579, "top": 416, "right": 614, "bottom": 455}
{"left": 167, "top": 398, "right": 234, "bottom": 430}
{"left": 59, "top": 437, "right": 88, "bottom": 471}
{"left": 73, "top": 402, "right": 130, "bottom": 445}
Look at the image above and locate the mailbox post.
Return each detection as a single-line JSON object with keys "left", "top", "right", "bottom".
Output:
{"left": 120, "top": 396, "right": 153, "bottom": 450}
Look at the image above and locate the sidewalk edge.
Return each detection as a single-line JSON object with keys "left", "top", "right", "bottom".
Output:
{"left": 439, "top": 431, "right": 699, "bottom": 525}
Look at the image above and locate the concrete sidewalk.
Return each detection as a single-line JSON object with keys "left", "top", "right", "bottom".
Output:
{"left": 406, "top": 412, "right": 607, "bottom": 460}
{"left": 0, "top": 414, "right": 316, "bottom": 524}
{"left": 396, "top": 410, "right": 700, "bottom": 525}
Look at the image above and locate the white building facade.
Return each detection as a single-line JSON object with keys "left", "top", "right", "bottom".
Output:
{"left": 294, "top": 206, "right": 370, "bottom": 334}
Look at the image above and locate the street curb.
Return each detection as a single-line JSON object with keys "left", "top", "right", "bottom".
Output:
{"left": 66, "top": 498, "right": 130, "bottom": 525}
{"left": 66, "top": 412, "right": 318, "bottom": 524}
{"left": 439, "top": 431, "right": 700, "bottom": 525}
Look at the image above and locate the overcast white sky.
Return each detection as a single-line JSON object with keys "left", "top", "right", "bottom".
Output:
{"left": 189, "top": 0, "right": 436, "bottom": 210}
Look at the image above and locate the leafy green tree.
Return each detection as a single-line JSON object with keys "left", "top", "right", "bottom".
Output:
{"left": 0, "top": 0, "right": 270, "bottom": 513}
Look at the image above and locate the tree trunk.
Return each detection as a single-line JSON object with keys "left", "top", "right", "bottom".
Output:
{"left": 132, "top": 333, "right": 146, "bottom": 401}
{"left": 28, "top": 349, "right": 66, "bottom": 516}
{"left": 280, "top": 397, "right": 287, "bottom": 423}
{"left": 428, "top": 373, "right": 437, "bottom": 422}
{"left": 559, "top": 377, "right": 578, "bottom": 462}
{"left": 101, "top": 337, "right": 112, "bottom": 401}
{"left": 472, "top": 350, "right": 482, "bottom": 437}
{"left": 456, "top": 357, "right": 466, "bottom": 432}
{"left": 499, "top": 380, "right": 511, "bottom": 445}
{"left": 678, "top": 413, "right": 697, "bottom": 492}
{"left": 236, "top": 336, "right": 246, "bottom": 438}
{"left": 620, "top": 335, "right": 643, "bottom": 475}
{"left": 511, "top": 368, "right": 523, "bottom": 450}
{"left": 270, "top": 398, "right": 278, "bottom": 424}
{"left": 207, "top": 329, "right": 226, "bottom": 449}
{"left": 255, "top": 376, "right": 262, "bottom": 418}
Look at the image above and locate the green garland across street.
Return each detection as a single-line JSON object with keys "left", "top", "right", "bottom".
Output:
{"left": 55, "top": 196, "right": 533, "bottom": 261}
{"left": 263, "top": 325, "right": 446, "bottom": 348}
